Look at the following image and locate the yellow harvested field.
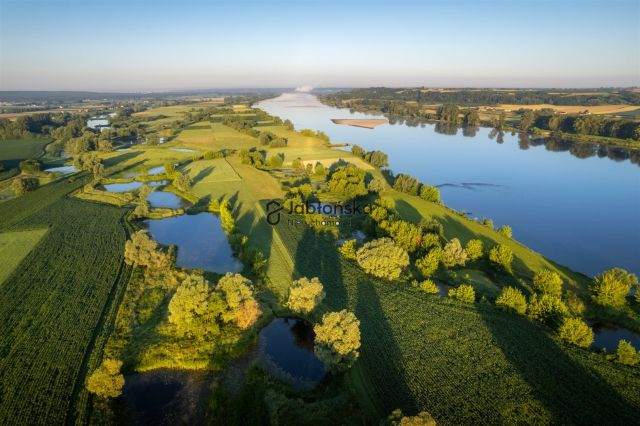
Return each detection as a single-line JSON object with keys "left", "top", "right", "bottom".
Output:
{"left": 331, "top": 118, "right": 388, "bottom": 129}
{"left": 487, "top": 104, "right": 640, "bottom": 114}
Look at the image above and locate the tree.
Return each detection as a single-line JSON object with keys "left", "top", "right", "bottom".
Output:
{"left": 314, "top": 162, "right": 326, "bottom": 176}
{"left": 338, "top": 239, "right": 357, "bottom": 260}
{"left": 217, "top": 273, "right": 261, "bottom": 330}
{"left": 496, "top": 287, "right": 527, "bottom": 315}
{"left": 463, "top": 109, "right": 480, "bottom": 126}
{"left": 327, "top": 165, "right": 367, "bottom": 199}
{"left": 436, "top": 104, "right": 459, "bottom": 122}
{"left": 287, "top": 277, "right": 325, "bottom": 314}
{"left": 497, "top": 225, "right": 512, "bottom": 239}
{"left": 173, "top": 172, "right": 192, "bottom": 192}
{"left": 164, "top": 161, "right": 176, "bottom": 177}
{"left": 124, "top": 231, "right": 171, "bottom": 270}
{"left": 590, "top": 268, "right": 637, "bottom": 308}
{"left": 368, "top": 177, "right": 386, "bottom": 193}
{"left": 268, "top": 154, "right": 284, "bottom": 168}
{"left": 419, "top": 185, "right": 441, "bottom": 203}
{"left": 387, "top": 408, "right": 437, "bottom": 426}
{"left": 442, "top": 238, "right": 467, "bottom": 268}
{"left": 558, "top": 317, "right": 593, "bottom": 348}
{"left": 465, "top": 239, "right": 483, "bottom": 262}
{"left": 614, "top": 340, "right": 639, "bottom": 366}
{"left": 393, "top": 174, "right": 421, "bottom": 195}
{"left": 12, "top": 177, "right": 39, "bottom": 195}
{"left": 419, "top": 279, "right": 439, "bottom": 294}
{"left": 19, "top": 159, "right": 41, "bottom": 174}
{"left": 533, "top": 269, "right": 564, "bottom": 297}
{"left": 168, "top": 274, "right": 219, "bottom": 339}
{"left": 86, "top": 359, "right": 125, "bottom": 398}
{"left": 356, "top": 238, "right": 409, "bottom": 280}
{"left": 527, "top": 294, "right": 568, "bottom": 324}
{"left": 448, "top": 284, "right": 475, "bottom": 303}
{"left": 416, "top": 247, "right": 443, "bottom": 277}
{"left": 386, "top": 220, "right": 423, "bottom": 253}
{"left": 92, "top": 162, "right": 105, "bottom": 180}
{"left": 314, "top": 310, "right": 361, "bottom": 372}
{"left": 489, "top": 244, "right": 513, "bottom": 273}
{"left": 219, "top": 199, "right": 235, "bottom": 233}
{"left": 520, "top": 110, "right": 536, "bottom": 131}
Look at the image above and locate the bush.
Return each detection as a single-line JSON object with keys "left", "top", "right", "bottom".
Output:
{"left": 565, "top": 291, "right": 586, "bottom": 316}
{"left": 387, "top": 408, "right": 437, "bottom": 426}
{"left": 489, "top": 244, "right": 513, "bottom": 273}
{"left": 419, "top": 279, "right": 439, "bottom": 294}
{"left": 419, "top": 185, "right": 441, "bottom": 203}
{"left": 86, "top": 359, "right": 125, "bottom": 398}
{"left": 327, "top": 165, "right": 367, "bottom": 199}
{"left": 338, "top": 239, "right": 357, "bottom": 260}
{"left": 496, "top": 287, "right": 527, "bottom": 315}
{"left": 416, "top": 247, "right": 443, "bottom": 277}
{"left": 497, "top": 225, "right": 512, "bottom": 239}
{"left": 442, "top": 238, "right": 468, "bottom": 268}
{"left": 314, "top": 310, "right": 361, "bottom": 372}
{"left": 533, "top": 269, "right": 564, "bottom": 297}
{"left": 286, "top": 277, "right": 325, "bottom": 314}
{"left": 393, "top": 174, "right": 421, "bottom": 195}
{"left": 614, "top": 340, "right": 639, "bottom": 366}
{"left": 558, "top": 317, "right": 593, "bottom": 348}
{"left": 465, "top": 239, "right": 483, "bottom": 262}
{"left": 12, "top": 177, "right": 39, "bottom": 195}
{"left": 356, "top": 238, "right": 409, "bottom": 280}
{"left": 448, "top": 284, "right": 475, "bottom": 303}
{"left": 527, "top": 294, "right": 568, "bottom": 324}
{"left": 368, "top": 177, "right": 386, "bottom": 193}
{"left": 590, "top": 268, "right": 638, "bottom": 308}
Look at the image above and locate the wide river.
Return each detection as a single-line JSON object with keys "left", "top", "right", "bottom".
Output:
{"left": 257, "top": 93, "right": 640, "bottom": 277}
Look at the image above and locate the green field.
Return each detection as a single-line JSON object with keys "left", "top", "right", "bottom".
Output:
{"left": 0, "top": 228, "right": 48, "bottom": 284}
{"left": 272, "top": 212, "right": 640, "bottom": 424}
{"left": 0, "top": 138, "right": 49, "bottom": 170}
{"left": 175, "top": 122, "right": 258, "bottom": 150}
{"left": 0, "top": 178, "right": 130, "bottom": 425}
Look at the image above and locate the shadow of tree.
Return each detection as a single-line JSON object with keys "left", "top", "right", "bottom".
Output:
{"left": 192, "top": 166, "right": 214, "bottom": 185}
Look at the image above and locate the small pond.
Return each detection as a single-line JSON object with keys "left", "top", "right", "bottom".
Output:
{"left": 591, "top": 323, "right": 640, "bottom": 352}
{"left": 87, "top": 117, "right": 110, "bottom": 130}
{"left": 148, "top": 165, "right": 166, "bottom": 175}
{"left": 144, "top": 212, "right": 243, "bottom": 273}
{"left": 44, "top": 165, "right": 76, "bottom": 174}
{"left": 121, "top": 369, "right": 210, "bottom": 426}
{"left": 170, "top": 148, "right": 198, "bottom": 153}
{"left": 123, "top": 172, "right": 141, "bottom": 178}
{"left": 147, "top": 191, "right": 190, "bottom": 209}
{"left": 103, "top": 181, "right": 143, "bottom": 192}
{"left": 259, "top": 318, "right": 325, "bottom": 390}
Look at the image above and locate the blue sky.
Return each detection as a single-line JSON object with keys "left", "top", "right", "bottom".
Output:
{"left": 0, "top": 0, "right": 638, "bottom": 90}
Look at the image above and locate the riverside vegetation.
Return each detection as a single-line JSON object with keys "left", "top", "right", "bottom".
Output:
{"left": 0, "top": 94, "right": 639, "bottom": 425}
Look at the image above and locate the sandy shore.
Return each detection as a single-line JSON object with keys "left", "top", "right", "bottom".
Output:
{"left": 331, "top": 118, "right": 388, "bottom": 129}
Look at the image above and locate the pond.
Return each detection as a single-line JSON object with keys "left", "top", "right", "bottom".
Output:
{"left": 170, "top": 148, "right": 198, "bottom": 153}
{"left": 147, "top": 191, "right": 190, "bottom": 209}
{"left": 148, "top": 165, "right": 166, "bottom": 175}
{"left": 44, "top": 165, "right": 76, "bottom": 174}
{"left": 102, "top": 181, "right": 143, "bottom": 192}
{"left": 591, "top": 322, "right": 640, "bottom": 352}
{"left": 259, "top": 318, "right": 325, "bottom": 390}
{"left": 87, "top": 117, "right": 110, "bottom": 130}
{"left": 144, "top": 212, "right": 243, "bottom": 273}
{"left": 121, "top": 369, "right": 210, "bottom": 426}
{"left": 257, "top": 93, "right": 640, "bottom": 277}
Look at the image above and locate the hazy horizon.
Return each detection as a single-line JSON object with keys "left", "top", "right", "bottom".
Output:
{"left": 1, "top": 0, "right": 638, "bottom": 91}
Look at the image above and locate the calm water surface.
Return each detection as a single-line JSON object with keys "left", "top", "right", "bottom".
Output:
{"left": 147, "top": 191, "right": 190, "bottom": 209}
{"left": 257, "top": 93, "right": 640, "bottom": 277}
{"left": 144, "top": 212, "right": 242, "bottom": 273}
{"left": 259, "top": 318, "right": 325, "bottom": 389}
{"left": 591, "top": 323, "right": 640, "bottom": 352}
{"left": 44, "top": 165, "right": 76, "bottom": 174}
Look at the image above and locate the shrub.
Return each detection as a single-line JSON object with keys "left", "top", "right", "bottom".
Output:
{"left": 286, "top": 277, "right": 325, "bottom": 314}
{"left": 590, "top": 268, "right": 638, "bottom": 308}
{"left": 489, "top": 244, "right": 513, "bottom": 273}
{"left": 527, "top": 294, "right": 568, "bottom": 324}
{"left": 387, "top": 408, "right": 437, "bottom": 426}
{"left": 416, "top": 247, "right": 443, "bottom": 277}
{"left": 314, "top": 310, "right": 361, "bottom": 372}
{"left": 393, "top": 174, "right": 421, "bottom": 195}
{"left": 86, "top": 359, "right": 125, "bottom": 398}
{"left": 448, "top": 284, "right": 475, "bottom": 303}
{"left": 338, "top": 239, "right": 357, "bottom": 260}
{"left": 533, "top": 269, "right": 564, "bottom": 297}
{"left": 465, "top": 239, "right": 483, "bottom": 262}
{"left": 419, "top": 279, "right": 439, "bottom": 294}
{"left": 217, "top": 273, "right": 262, "bottom": 330}
{"left": 12, "top": 177, "right": 39, "bottom": 195}
{"left": 442, "top": 238, "right": 467, "bottom": 268}
{"left": 565, "top": 291, "right": 586, "bottom": 316}
{"left": 419, "top": 185, "right": 441, "bottom": 203}
{"left": 327, "top": 165, "right": 367, "bottom": 199}
{"left": 497, "top": 225, "right": 512, "bottom": 239}
{"left": 496, "top": 287, "right": 527, "bottom": 315}
{"left": 368, "top": 177, "right": 386, "bottom": 193}
{"left": 615, "top": 340, "right": 639, "bottom": 366}
{"left": 558, "top": 317, "right": 593, "bottom": 348}
{"left": 356, "top": 238, "right": 409, "bottom": 280}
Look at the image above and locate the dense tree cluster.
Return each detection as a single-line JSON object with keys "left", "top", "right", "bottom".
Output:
{"left": 286, "top": 277, "right": 325, "bottom": 314}
{"left": 350, "top": 145, "right": 389, "bottom": 167}
{"left": 356, "top": 238, "right": 409, "bottom": 280}
{"left": 314, "top": 310, "right": 361, "bottom": 372}
{"left": 590, "top": 268, "right": 637, "bottom": 308}
{"left": 558, "top": 317, "right": 593, "bottom": 348}
{"left": 392, "top": 173, "right": 441, "bottom": 203}
{"left": 12, "top": 177, "right": 39, "bottom": 195}
{"left": 326, "top": 164, "right": 368, "bottom": 199}
{"left": 86, "top": 359, "right": 125, "bottom": 399}
{"left": 496, "top": 287, "right": 527, "bottom": 314}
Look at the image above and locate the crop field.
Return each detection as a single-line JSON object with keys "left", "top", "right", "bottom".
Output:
{"left": 0, "top": 228, "right": 48, "bottom": 285}
{"left": 0, "top": 138, "right": 49, "bottom": 170}
{"left": 174, "top": 122, "right": 259, "bottom": 151}
{"left": 272, "top": 212, "right": 640, "bottom": 424}
{"left": 0, "top": 180, "right": 129, "bottom": 425}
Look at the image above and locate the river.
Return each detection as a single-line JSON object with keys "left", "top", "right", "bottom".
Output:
{"left": 257, "top": 93, "right": 640, "bottom": 277}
